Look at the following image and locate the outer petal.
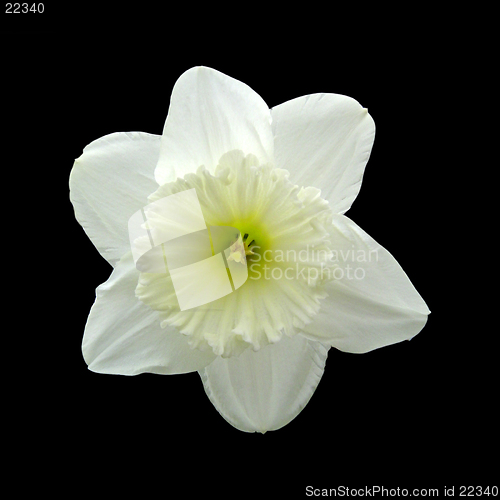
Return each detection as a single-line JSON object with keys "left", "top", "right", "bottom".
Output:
{"left": 300, "top": 215, "right": 430, "bottom": 353}
{"left": 70, "top": 132, "right": 161, "bottom": 266}
{"left": 271, "top": 93, "right": 375, "bottom": 214}
{"left": 82, "top": 252, "right": 216, "bottom": 375}
{"left": 155, "top": 66, "right": 274, "bottom": 185}
{"left": 199, "top": 336, "right": 329, "bottom": 432}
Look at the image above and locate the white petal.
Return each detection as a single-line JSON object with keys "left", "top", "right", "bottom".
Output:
{"left": 300, "top": 215, "right": 430, "bottom": 353}
{"left": 199, "top": 336, "right": 329, "bottom": 432}
{"left": 70, "top": 132, "right": 161, "bottom": 266}
{"left": 271, "top": 93, "right": 375, "bottom": 214}
{"left": 155, "top": 67, "right": 274, "bottom": 185}
{"left": 82, "top": 252, "right": 216, "bottom": 375}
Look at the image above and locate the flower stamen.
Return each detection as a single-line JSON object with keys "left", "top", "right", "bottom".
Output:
{"left": 227, "top": 232, "right": 256, "bottom": 262}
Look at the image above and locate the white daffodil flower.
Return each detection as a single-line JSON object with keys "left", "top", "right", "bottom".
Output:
{"left": 70, "top": 66, "right": 429, "bottom": 433}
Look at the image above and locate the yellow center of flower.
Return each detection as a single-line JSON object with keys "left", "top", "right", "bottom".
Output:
{"left": 135, "top": 150, "right": 334, "bottom": 357}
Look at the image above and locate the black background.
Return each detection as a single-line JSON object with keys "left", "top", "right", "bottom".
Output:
{"left": 3, "top": 7, "right": 493, "bottom": 497}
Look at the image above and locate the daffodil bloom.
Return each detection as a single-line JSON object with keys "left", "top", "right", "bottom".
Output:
{"left": 70, "top": 67, "right": 429, "bottom": 432}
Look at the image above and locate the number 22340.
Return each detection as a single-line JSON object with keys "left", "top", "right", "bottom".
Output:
{"left": 5, "top": 3, "right": 44, "bottom": 13}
